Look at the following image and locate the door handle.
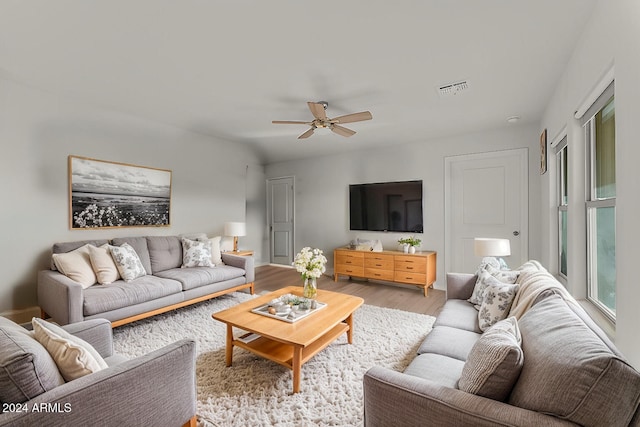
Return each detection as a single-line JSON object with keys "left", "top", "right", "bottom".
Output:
{"left": 513, "top": 231, "right": 520, "bottom": 236}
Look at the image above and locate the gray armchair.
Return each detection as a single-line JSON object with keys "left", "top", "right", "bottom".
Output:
{"left": 0, "top": 318, "right": 197, "bottom": 427}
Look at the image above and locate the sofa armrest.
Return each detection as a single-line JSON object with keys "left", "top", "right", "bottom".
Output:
{"left": 0, "top": 339, "right": 197, "bottom": 427}
{"left": 222, "top": 253, "right": 255, "bottom": 283}
{"left": 446, "top": 272, "right": 477, "bottom": 300}
{"left": 363, "top": 367, "right": 576, "bottom": 427}
{"left": 62, "top": 318, "right": 113, "bottom": 358}
{"left": 37, "top": 270, "right": 85, "bottom": 325}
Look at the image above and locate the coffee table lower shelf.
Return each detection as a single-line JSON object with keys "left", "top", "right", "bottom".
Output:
{"left": 227, "top": 322, "right": 350, "bottom": 392}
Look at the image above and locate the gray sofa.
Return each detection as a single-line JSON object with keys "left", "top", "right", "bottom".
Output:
{"left": 38, "top": 235, "right": 254, "bottom": 327}
{"left": 364, "top": 261, "right": 640, "bottom": 426}
{"left": 0, "top": 316, "right": 196, "bottom": 427}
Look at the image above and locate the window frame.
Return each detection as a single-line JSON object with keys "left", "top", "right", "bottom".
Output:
{"left": 584, "top": 93, "right": 616, "bottom": 322}
{"left": 555, "top": 137, "right": 568, "bottom": 279}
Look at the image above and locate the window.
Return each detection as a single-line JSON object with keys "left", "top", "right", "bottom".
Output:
{"left": 555, "top": 137, "right": 568, "bottom": 278}
{"left": 584, "top": 84, "right": 615, "bottom": 320}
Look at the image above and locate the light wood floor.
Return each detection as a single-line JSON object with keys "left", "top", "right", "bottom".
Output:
{"left": 254, "top": 264, "right": 446, "bottom": 317}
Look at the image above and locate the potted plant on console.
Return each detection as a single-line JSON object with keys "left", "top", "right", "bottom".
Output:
{"left": 398, "top": 236, "right": 422, "bottom": 254}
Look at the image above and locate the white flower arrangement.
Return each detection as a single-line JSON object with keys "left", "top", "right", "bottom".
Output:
{"left": 293, "top": 247, "right": 327, "bottom": 279}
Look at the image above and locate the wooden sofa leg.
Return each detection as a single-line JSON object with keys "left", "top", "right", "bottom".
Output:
{"left": 182, "top": 415, "right": 197, "bottom": 427}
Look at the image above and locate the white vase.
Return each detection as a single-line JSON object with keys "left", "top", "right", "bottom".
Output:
{"left": 409, "top": 245, "right": 416, "bottom": 254}
{"left": 403, "top": 244, "right": 409, "bottom": 253}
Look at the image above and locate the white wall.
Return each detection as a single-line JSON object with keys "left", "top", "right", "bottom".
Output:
{"left": 265, "top": 124, "right": 542, "bottom": 291}
{"left": 0, "top": 77, "right": 264, "bottom": 320}
{"left": 540, "top": 0, "right": 640, "bottom": 368}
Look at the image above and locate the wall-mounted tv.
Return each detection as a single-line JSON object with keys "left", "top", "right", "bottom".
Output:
{"left": 349, "top": 180, "right": 423, "bottom": 233}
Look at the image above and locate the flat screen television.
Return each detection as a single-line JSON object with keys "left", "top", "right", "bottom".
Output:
{"left": 349, "top": 180, "right": 423, "bottom": 233}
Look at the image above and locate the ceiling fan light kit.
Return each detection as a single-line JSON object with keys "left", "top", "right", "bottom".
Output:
{"left": 273, "top": 101, "right": 372, "bottom": 139}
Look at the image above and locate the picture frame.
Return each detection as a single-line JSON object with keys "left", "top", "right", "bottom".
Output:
{"left": 69, "top": 155, "right": 172, "bottom": 229}
{"left": 540, "top": 129, "right": 547, "bottom": 175}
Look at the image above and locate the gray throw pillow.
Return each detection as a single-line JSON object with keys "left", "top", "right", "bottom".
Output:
{"left": 458, "top": 317, "right": 523, "bottom": 401}
{"left": 0, "top": 317, "right": 64, "bottom": 403}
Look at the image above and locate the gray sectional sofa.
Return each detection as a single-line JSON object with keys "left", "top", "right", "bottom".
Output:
{"left": 0, "top": 317, "right": 196, "bottom": 427}
{"left": 364, "top": 261, "right": 640, "bottom": 426}
{"left": 38, "top": 235, "right": 254, "bottom": 327}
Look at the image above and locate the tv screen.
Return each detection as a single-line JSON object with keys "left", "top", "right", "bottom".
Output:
{"left": 349, "top": 180, "right": 423, "bottom": 233}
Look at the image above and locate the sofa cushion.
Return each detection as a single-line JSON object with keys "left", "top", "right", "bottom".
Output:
{"left": 109, "top": 243, "right": 147, "bottom": 282}
{"left": 88, "top": 244, "right": 121, "bottom": 284}
{"left": 155, "top": 265, "right": 246, "bottom": 291}
{"left": 181, "top": 238, "right": 213, "bottom": 268}
{"left": 52, "top": 244, "right": 97, "bottom": 288}
{"left": 32, "top": 318, "right": 108, "bottom": 382}
{"left": 458, "top": 317, "right": 523, "bottom": 401}
{"left": 111, "top": 236, "right": 152, "bottom": 274}
{"left": 82, "top": 276, "right": 182, "bottom": 316}
{"left": 478, "top": 279, "right": 519, "bottom": 331}
{"left": 404, "top": 353, "right": 465, "bottom": 388}
{"left": 433, "top": 300, "right": 481, "bottom": 334}
{"left": 0, "top": 317, "right": 64, "bottom": 403}
{"left": 509, "top": 295, "right": 640, "bottom": 427}
{"left": 147, "top": 236, "right": 183, "bottom": 273}
{"left": 417, "top": 325, "right": 480, "bottom": 361}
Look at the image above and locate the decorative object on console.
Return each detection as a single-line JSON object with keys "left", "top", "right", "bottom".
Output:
{"left": 292, "top": 247, "right": 327, "bottom": 299}
{"left": 69, "top": 155, "right": 171, "bottom": 229}
{"left": 398, "top": 236, "right": 422, "bottom": 254}
{"left": 474, "top": 237, "right": 511, "bottom": 270}
{"left": 224, "top": 221, "right": 246, "bottom": 252}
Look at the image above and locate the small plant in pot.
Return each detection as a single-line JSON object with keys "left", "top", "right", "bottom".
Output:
{"left": 398, "top": 236, "right": 422, "bottom": 254}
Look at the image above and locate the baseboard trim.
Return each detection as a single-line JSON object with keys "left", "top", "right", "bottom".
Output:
{"left": 1, "top": 306, "right": 41, "bottom": 324}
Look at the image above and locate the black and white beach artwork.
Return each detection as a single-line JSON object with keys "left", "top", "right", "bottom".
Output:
{"left": 69, "top": 156, "right": 171, "bottom": 229}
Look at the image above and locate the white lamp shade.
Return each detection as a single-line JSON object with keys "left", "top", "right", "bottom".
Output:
{"left": 474, "top": 238, "right": 511, "bottom": 257}
{"left": 224, "top": 222, "right": 246, "bottom": 237}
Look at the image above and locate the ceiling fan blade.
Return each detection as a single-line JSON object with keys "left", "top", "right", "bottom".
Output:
{"left": 298, "top": 128, "right": 315, "bottom": 139}
{"left": 331, "top": 111, "right": 373, "bottom": 124}
{"left": 272, "top": 120, "right": 311, "bottom": 125}
{"left": 307, "top": 102, "right": 327, "bottom": 121}
{"left": 331, "top": 124, "right": 356, "bottom": 137}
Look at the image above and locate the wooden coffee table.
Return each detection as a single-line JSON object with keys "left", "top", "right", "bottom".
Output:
{"left": 212, "top": 286, "right": 364, "bottom": 393}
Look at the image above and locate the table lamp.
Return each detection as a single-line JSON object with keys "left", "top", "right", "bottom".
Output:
{"left": 224, "top": 222, "right": 246, "bottom": 252}
{"left": 474, "top": 238, "right": 511, "bottom": 270}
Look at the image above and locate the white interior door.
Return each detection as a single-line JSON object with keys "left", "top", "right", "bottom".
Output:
{"left": 267, "top": 176, "right": 294, "bottom": 265}
{"left": 445, "top": 148, "right": 528, "bottom": 274}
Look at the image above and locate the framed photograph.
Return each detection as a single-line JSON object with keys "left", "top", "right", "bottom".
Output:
{"left": 69, "top": 155, "right": 172, "bottom": 229}
{"left": 540, "top": 129, "right": 547, "bottom": 175}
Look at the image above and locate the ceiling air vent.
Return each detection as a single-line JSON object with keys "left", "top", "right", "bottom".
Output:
{"left": 438, "top": 80, "right": 470, "bottom": 98}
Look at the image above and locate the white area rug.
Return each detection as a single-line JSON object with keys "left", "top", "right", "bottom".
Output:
{"left": 112, "top": 292, "right": 435, "bottom": 427}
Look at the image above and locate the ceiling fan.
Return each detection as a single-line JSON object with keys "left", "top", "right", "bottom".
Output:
{"left": 272, "top": 101, "right": 373, "bottom": 139}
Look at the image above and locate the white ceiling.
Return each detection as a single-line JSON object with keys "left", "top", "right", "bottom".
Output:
{"left": 1, "top": 1, "right": 597, "bottom": 164}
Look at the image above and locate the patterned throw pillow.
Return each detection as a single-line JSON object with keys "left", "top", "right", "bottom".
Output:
{"left": 468, "top": 264, "right": 520, "bottom": 307}
{"left": 109, "top": 243, "right": 147, "bottom": 282}
{"left": 458, "top": 317, "right": 524, "bottom": 401}
{"left": 181, "top": 238, "right": 214, "bottom": 268}
{"left": 478, "top": 278, "right": 519, "bottom": 331}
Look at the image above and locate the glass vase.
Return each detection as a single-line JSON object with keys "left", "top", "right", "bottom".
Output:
{"left": 303, "top": 277, "right": 317, "bottom": 299}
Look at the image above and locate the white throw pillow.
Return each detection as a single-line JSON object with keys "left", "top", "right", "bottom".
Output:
{"left": 109, "top": 243, "right": 147, "bottom": 282}
{"left": 52, "top": 244, "right": 97, "bottom": 288}
{"left": 209, "top": 236, "right": 223, "bottom": 265}
{"left": 478, "top": 278, "right": 519, "bottom": 331}
{"left": 32, "top": 318, "right": 108, "bottom": 382}
{"left": 88, "top": 244, "right": 121, "bottom": 284}
{"left": 181, "top": 238, "right": 213, "bottom": 268}
{"left": 458, "top": 317, "right": 524, "bottom": 401}
{"left": 220, "top": 236, "right": 234, "bottom": 252}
